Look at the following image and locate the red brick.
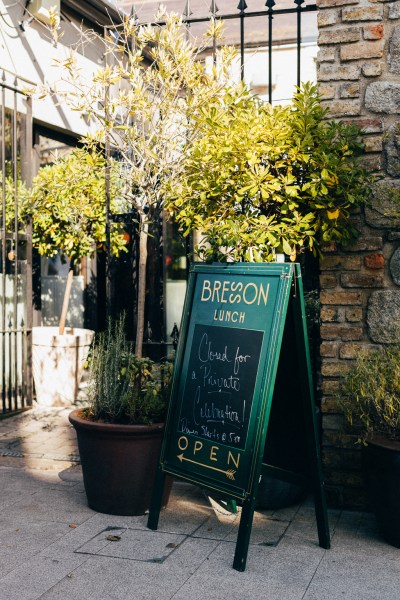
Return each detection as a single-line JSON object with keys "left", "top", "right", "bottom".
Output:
{"left": 320, "top": 256, "right": 361, "bottom": 270}
{"left": 322, "top": 99, "right": 361, "bottom": 117}
{"left": 340, "top": 40, "right": 384, "bottom": 61}
{"left": 320, "top": 324, "right": 363, "bottom": 341}
{"left": 320, "top": 342, "right": 339, "bottom": 358}
{"left": 363, "top": 24, "right": 384, "bottom": 40}
{"left": 341, "top": 273, "right": 384, "bottom": 288}
{"left": 321, "top": 361, "right": 353, "bottom": 377}
{"left": 320, "top": 273, "right": 338, "bottom": 288}
{"left": 319, "top": 28, "right": 361, "bottom": 45}
{"left": 342, "top": 5, "right": 383, "bottom": 21}
{"left": 341, "top": 119, "right": 383, "bottom": 134}
{"left": 321, "top": 307, "right": 341, "bottom": 322}
{"left": 321, "top": 396, "right": 341, "bottom": 412}
{"left": 320, "top": 291, "right": 362, "bottom": 305}
{"left": 339, "top": 342, "right": 379, "bottom": 359}
{"left": 321, "top": 380, "right": 341, "bottom": 396}
{"left": 343, "top": 237, "right": 383, "bottom": 251}
{"left": 364, "top": 253, "right": 384, "bottom": 269}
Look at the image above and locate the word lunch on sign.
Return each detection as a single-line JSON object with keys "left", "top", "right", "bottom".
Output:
{"left": 179, "top": 324, "right": 263, "bottom": 452}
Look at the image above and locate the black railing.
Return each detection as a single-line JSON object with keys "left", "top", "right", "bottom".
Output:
{"left": 133, "top": 0, "right": 317, "bottom": 103}
{"left": 0, "top": 70, "right": 33, "bottom": 417}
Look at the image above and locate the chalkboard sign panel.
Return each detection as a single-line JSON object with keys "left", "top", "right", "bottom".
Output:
{"left": 178, "top": 324, "right": 263, "bottom": 451}
{"left": 148, "top": 262, "right": 330, "bottom": 572}
{"left": 159, "top": 263, "right": 293, "bottom": 498}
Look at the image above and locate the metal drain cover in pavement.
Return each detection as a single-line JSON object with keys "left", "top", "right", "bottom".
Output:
{"left": 75, "top": 526, "right": 187, "bottom": 563}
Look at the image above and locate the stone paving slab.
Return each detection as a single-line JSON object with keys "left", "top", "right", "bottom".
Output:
{"left": 1, "top": 408, "right": 400, "bottom": 599}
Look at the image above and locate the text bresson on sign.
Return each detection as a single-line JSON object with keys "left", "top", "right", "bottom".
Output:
{"left": 201, "top": 279, "right": 270, "bottom": 324}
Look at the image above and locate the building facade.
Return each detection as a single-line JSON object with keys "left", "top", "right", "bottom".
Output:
{"left": 317, "top": 0, "right": 400, "bottom": 507}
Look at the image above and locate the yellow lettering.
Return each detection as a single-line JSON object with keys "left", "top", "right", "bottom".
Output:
{"left": 243, "top": 282, "right": 258, "bottom": 304}
{"left": 258, "top": 283, "right": 270, "bottom": 306}
{"left": 212, "top": 281, "right": 221, "bottom": 302}
{"left": 228, "top": 451, "right": 240, "bottom": 469}
{"left": 239, "top": 312, "right": 245, "bottom": 323}
{"left": 231, "top": 311, "right": 238, "bottom": 322}
{"left": 201, "top": 280, "right": 212, "bottom": 302}
{"left": 193, "top": 441, "right": 203, "bottom": 454}
{"left": 220, "top": 280, "right": 229, "bottom": 303}
{"left": 178, "top": 436, "right": 189, "bottom": 451}
{"left": 225, "top": 310, "right": 231, "bottom": 322}
{"left": 210, "top": 445, "right": 219, "bottom": 462}
{"left": 213, "top": 310, "right": 218, "bottom": 321}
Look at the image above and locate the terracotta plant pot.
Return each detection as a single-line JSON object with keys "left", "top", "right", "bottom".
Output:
{"left": 32, "top": 327, "right": 94, "bottom": 406}
{"left": 69, "top": 409, "right": 171, "bottom": 516}
{"left": 363, "top": 435, "right": 400, "bottom": 548}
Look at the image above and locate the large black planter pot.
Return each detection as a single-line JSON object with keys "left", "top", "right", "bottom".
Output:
{"left": 363, "top": 436, "right": 400, "bottom": 547}
{"left": 69, "top": 409, "right": 171, "bottom": 516}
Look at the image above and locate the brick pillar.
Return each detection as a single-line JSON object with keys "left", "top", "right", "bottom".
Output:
{"left": 317, "top": 0, "right": 400, "bottom": 508}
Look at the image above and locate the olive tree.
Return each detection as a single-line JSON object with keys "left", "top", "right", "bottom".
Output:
{"left": 39, "top": 10, "right": 235, "bottom": 356}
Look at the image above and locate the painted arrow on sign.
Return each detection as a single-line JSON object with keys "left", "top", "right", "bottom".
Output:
{"left": 177, "top": 453, "right": 236, "bottom": 480}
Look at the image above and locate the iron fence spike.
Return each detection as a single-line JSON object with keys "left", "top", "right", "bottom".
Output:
{"left": 209, "top": 0, "right": 219, "bottom": 16}
{"left": 183, "top": 0, "right": 193, "bottom": 17}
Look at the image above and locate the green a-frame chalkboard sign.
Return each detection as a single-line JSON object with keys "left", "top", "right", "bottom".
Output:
{"left": 147, "top": 262, "right": 330, "bottom": 571}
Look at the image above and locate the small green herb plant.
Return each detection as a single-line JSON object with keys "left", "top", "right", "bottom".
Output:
{"left": 338, "top": 346, "right": 400, "bottom": 443}
{"left": 83, "top": 315, "right": 173, "bottom": 425}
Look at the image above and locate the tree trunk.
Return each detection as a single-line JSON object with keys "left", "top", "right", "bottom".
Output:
{"left": 135, "top": 216, "right": 148, "bottom": 358}
{"left": 59, "top": 266, "right": 74, "bottom": 335}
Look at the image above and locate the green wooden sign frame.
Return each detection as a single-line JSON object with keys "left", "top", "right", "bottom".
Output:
{"left": 148, "top": 262, "right": 330, "bottom": 571}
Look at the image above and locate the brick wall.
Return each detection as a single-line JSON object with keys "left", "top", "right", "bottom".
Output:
{"left": 317, "top": 0, "right": 400, "bottom": 508}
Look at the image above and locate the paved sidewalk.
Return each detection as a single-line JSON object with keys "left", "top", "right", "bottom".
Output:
{"left": 0, "top": 406, "right": 400, "bottom": 600}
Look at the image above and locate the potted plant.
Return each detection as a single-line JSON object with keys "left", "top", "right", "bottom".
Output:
{"left": 338, "top": 346, "right": 400, "bottom": 547}
{"left": 25, "top": 148, "right": 126, "bottom": 406}
{"left": 69, "top": 315, "right": 173, "bottom": 515}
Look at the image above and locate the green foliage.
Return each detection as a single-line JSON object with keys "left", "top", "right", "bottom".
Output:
{"left": 83, "top": 315, "right": 173, "bottom": 425}
{"left": 25, "top": 148, "right": 127, "bottom": 263}
{"left": 165, "top": 82, "right": 374, "bottom": 262}
{"left": 338, "top": 347, "right": 400, "bottom": 443}
{"left": 50, "top": 11, "right": 235, "bottom": 219}
{"left": 40, "top": 10, "right": 237, "bottom": 353}
{"left": 0, "top": 173, "right": 29, "bottom": 232}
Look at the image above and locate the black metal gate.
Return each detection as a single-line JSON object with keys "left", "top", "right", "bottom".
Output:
{"left": 0, "top": 70, "right": 33, "bottom": 417}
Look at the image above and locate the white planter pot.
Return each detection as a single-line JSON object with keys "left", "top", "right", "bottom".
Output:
{"left": 32, "top": 327, "right": 94, "bottom": 407}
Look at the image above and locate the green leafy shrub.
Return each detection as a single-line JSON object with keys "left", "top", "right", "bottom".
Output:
{"left": 83, "top": 315, "right": 173, "bottom": 425}
{"left": 26, "top": 148, "right": 127, "bottom": 262}
{"left": 165, "top": 82, "right": 374, "bottom": 262}
{"left": 338, "top": 347, "right": 400, "bottom": 442}
{"left": 0, "top": 173, "right": 29, "bottom": 232}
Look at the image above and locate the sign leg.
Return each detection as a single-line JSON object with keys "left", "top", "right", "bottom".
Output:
{"left": 233, "top": 496, "right": 256, "bottom": 572}
{"left": 147, "top": 467, "right": 166, "bottom": 531}
{"left": 307, "top": 430, "right": 331, "bottom": 549}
